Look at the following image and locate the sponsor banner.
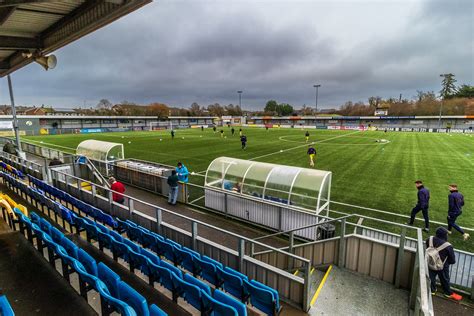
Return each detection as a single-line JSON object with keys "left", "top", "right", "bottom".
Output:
{"left": 0, "top": 130, "right": 26, "bottom": 136}
{"left": 375, "top": 127, "right": 473, "bottom": 133}
{"left": 191, "top": 125, "right": 209, "bottom": 128}
{"left": 410, "top": 120, "right": 424, "bottom": 125}
{"left": 327, "top": 125, "right": 367, "bottom": 131}
{"left": 80, "top": 128, "right": 103, "bottom": 133}
{"left": 0, "top": 121, "right": 13, "bottom": 129}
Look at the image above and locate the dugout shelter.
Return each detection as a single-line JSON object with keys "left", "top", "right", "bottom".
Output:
{"left": 204, "top": 157, "right": 332, "bottom": 239}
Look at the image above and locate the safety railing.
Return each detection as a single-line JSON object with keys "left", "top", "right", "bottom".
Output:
{"left": 47, "top": 168, "right": 313, "bottom": 311}
{"left": 0, "top": 151, "right": 44, "bottom": 180}
{"left": 409, "top": 229, "right": 434, "bottom": 315}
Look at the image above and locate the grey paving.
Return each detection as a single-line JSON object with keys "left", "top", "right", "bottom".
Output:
{"left": 309, "top": 266, "right": 410, "bottom": 316}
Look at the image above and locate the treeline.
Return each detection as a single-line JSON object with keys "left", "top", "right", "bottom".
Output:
{"left": 339, "top": 89, "right": 474, "bottom": 116}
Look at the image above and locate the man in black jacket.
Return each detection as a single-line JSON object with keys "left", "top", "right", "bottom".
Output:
{"left": 447, "top": 184, "right": 469, "bottom": 241}
{"left": 426, "top": 227, "right": 462, "bottom": 301}
{"left": 408, "top": 180, "right": 430, "bottom": 232}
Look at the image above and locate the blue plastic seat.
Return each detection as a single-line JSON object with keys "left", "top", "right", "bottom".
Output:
{"left": 184, "top": 273, "right": 211, "bottom": 295}
{"left": 150, "top": 263, "right": 173, "bottom": 292}
{"left": 118, "top": 281, "right": 150, "bottom": 316}
{"left": 102, "top": 213, "right": 118, "bottom": 229}
{"left": 96, "top": 222, "right": 110, "bottom": 234}
{"left": 149, "top": 304, "right": 167, "bottom": 316}
{"left": 127, "top": 224, "right": 143, "bottom": 243}
{"left": 98, "top": 230, "right": 113, "bottom": 249}
{"left": 159, "top": 260, "right": 182, "bottom": 279}
{"left": 172, "top": 274, "right": 203, "bottom": 311}
{"left": 194, "top": 256, "right": 220, "bottom": 287}
{"left": 83, "top": 221, "right": 99, "bottom": 241}
{"left": 78, "top": 248, "right": 98, "bottom": 276}
{"left": 39, "top": 217, "right": 52, "bottom": 234}
{"left": 202, "top": 255, "right": 223, "bottom": 269}
{"left": 50, "top": 226, "right": 64, "bottom": 243}
{"left": 140, "top": 230, "right": 157, "bottom": 250}
{"left": 60, "top": 237, "right": 79, "bottom": 258}
{"left": 110, "top": 230, "right": 124, "bottom": 243}
{"left": 174, "top": 247, "right": 198, "bottom": 274}
{"left": 202, "top": 290, "right": 238, "bottom": 316}
{"left": 218, "top": 266, "right": 247, "bottom": 300}
{"left": 140, "top": 248, "right": 160, "bottom": 265}
{"left": 128, "top": 248, "right": 150, "bottom": 275}
{"left": 214, "top": 289, "right": 247, "bottom": 316}
{"left": 160, "top": 239, "right": 177, "bottom": 263}
{"left": 243, "top": 279, "right": 280, "bottom": 316}
{"left": 96, "top": 280, "right": 137, "bottom": 316}
{"left": 123, "top": 238, "right": 141, "bottom": 254}
{"left": 98, "top": 262, "right": 121, "bottom": 299}
{"left": 0, "top": 295, "right": 14, "bottom": 316}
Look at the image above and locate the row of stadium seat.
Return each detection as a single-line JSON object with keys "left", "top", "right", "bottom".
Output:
{"left": 0, "top": 295, "right": 14, "bottom": 316}
{"left": 2, "top": 172, "right": 281, "bottom": 315}
{"left": 25, "top": 175, "right": 276, "bottom": 316}
{"left": 1, "top": 203, "right": 167, "bottom": 316}
{"left": 0, "top": 161, "right": 24, "bottom": 179}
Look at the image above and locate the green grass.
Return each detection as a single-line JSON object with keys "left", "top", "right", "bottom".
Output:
{"left": 23, "top": 128, "right": 474, "bottom": 250}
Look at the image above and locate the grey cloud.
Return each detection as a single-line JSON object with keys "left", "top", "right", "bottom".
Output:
{"left": 1, "top": 0, "right": 472, "bottom": 109}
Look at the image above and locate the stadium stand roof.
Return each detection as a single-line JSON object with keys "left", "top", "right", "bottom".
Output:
{"left": 0, "top": 0, "right": 152, "bottom": 77}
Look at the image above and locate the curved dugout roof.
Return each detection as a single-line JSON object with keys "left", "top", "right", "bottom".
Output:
{"left": 205, "top": 157, "right": 331, "bottom": 213}
{"left": 76, "top": 139, "right": 124, "bottom": 162}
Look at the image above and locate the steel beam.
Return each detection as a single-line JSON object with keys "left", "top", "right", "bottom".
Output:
{"left": 0, "top": 1, "right": 57, "bottom": 7}
{"left": 0, "top": 6, "right": 15, "bottom": 25}
{"left": 0, "top": 35, "right": 41, "bottom": 50}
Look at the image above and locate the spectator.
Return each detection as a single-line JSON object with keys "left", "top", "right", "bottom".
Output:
{"left": 48, "top": 157, "right": 63, "bottom": 166}
{"left": 447, "top": 184, "right": 469, "bottom": 240}
{"left": 108, "top": 177, "right": 125, "bottom": 204}
{"left": 176, "top": 162, "right": 189, "bottom": 183}
{"left": 426, "top": 227, "right": 462, "bottom": 301}
{"left": 407, "top": 180, "right": 430, "bottom": 232}
{"left": 2, "top": 141, "right": 16, "bottom": 156}
{"left": 167, "top": 170, "right": 179, "bottom": 205}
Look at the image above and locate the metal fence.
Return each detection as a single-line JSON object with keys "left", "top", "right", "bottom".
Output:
{"left": 48, "top": 168, "right": 313, "bottom": 311}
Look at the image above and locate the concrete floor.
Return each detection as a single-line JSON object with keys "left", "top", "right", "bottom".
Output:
{"left": 0, "top": 220, "right": 96, "bottom": 316}
{"left": 308, "top": 266, "right": 410, "bottom": 316}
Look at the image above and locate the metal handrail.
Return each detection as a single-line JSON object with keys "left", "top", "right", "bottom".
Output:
{"left": 253, "top": 215, "right": 351, "bottom": 241}
{"left": 415, "top": 228, "right": 434, "bottom": 315}
{"left": 50, "top": 168, "right": 310, "bottom": 264}
{"left": 331, "top": 200, "right": 474, "bottom": 232}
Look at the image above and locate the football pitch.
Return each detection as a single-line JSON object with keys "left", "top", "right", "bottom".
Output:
{"left": 23, "top": 127, "right": 474, "bottom": 249}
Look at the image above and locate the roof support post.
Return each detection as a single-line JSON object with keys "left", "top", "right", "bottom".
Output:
{"left": 7, "top": 74, "right": 24, "bottom": 158}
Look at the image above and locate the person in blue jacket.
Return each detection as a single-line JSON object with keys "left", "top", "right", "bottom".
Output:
{"left": 447, "top": 184, "right": 469, "bottom": 240}
{"left": 408, "top": 180, "right": 430, "bottom": 232}
{"left": 176, "top": 162, "right": 189, "bottom": 183}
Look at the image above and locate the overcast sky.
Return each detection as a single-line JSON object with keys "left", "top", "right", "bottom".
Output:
{"left": 0, "top": 0, "right": 472, "bottom": 110}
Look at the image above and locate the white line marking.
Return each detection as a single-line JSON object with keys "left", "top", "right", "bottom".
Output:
{"left": 189, "top": 195, "right": 205, "bottom": 204}
{"left": 22, "top": 138, "right": 76, "bottom": 151}
{"left": 249, "top": 130, "right": 362, "bottom": 161}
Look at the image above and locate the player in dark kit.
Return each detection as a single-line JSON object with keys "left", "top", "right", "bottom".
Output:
{"left": 171, "top": 129, "right": 175, "bottom": 139}
{"left": 305, "top": 131, "right": 310, "bottom": 142}
{"left": 231, "top": 127, "right": 235, "bottom": 136}
{"left": 307, "top": 145, "right": 316, "bottom": 167}
{"left": 240, "top": 135, "right": 247, "bottom": 149}
{"left": 213, "top": 126, "right": 217, "bottom": 133}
